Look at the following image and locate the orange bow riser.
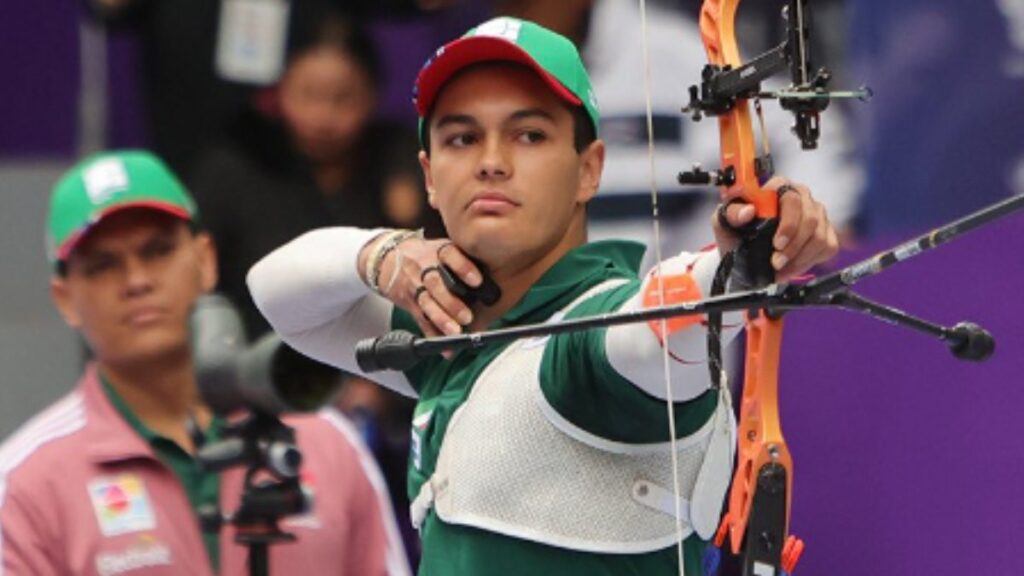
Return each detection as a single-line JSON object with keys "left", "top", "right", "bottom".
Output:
{"left": 684, "top": 0, "right": 831, "bottom": 573}
{"left": 698, "top": 1, "right": 793, "bottom": 572}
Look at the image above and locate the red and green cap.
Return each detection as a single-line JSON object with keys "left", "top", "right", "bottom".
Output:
{"left": 46, "top": 150, "right": 197, "bottom": 267}
{"left": 413, "top": 17, "right": 600, "bottom": 146}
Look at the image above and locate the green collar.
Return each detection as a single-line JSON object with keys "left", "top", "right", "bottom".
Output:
{"left": 99, "top": 373, "right": 222, "bottom": 448}
{"left": 496, "top": 240, "right": 645, "bottom": 325}
{"left": 100, "top": 374, "right": 161, "bottom": 443}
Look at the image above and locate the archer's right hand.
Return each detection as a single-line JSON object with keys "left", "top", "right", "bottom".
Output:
{"left": 360, "top": 232, "right": 482, "bottom": 339}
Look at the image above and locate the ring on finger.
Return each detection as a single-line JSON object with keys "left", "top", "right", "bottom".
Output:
{"left": 413, "top": 285, "right": 429, "bottom": 304}
{"left": 436, "top": 241, "right": 454, "bottom": 261}
{"left": 776, "top": 183, "right": 799, "bottom": 200}
{"left": 420, "top": 265, "right": 442, "bottom": 283}
{"left": 716, "top": 198, "right": 750, "bottom": 234}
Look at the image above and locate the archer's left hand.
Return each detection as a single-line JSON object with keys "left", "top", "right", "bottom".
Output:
{"left": 711, "top": 177, "right": 840, "bottom": 282}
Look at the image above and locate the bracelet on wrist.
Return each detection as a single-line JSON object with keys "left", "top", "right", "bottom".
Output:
{"left": 366, "top": 229, "right": 422, "bottom": 295}
{"left": 380, "top": 249, "right": 404, "bottom": 296}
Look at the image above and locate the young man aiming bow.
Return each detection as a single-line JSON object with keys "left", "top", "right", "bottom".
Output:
{"left": 249, "top": 17, "right": 838, "bottom": 575}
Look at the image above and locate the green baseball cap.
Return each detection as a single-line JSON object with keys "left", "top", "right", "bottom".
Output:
{"left": 413, "top": 17, "right": 600, "bottom": 145}
{"left": 46, "top": 150, "right": 197, "bottom": 267}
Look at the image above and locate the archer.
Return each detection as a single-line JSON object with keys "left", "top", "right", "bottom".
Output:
{"left": 248, "top": 16, "right": 837, "bottom": 576}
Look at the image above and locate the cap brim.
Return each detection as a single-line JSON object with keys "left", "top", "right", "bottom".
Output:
{"left": 55, "top": 201, "right": 192, "bottom": 262}
{"left": 415, "top": 35, "right": 582, "bottom": 117}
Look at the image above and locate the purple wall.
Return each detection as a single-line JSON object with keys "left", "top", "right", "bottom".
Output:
{"left": 0, "top": 2, "right": 491, "bottom": 159}
{"left": 781, "top": 215, "right": 1024, "bottom": 574}
{"left": 850, "top": 0, "right": 1024, "bottom": 235}
{"left": 0, "top": 0, "right": 80, "bottom": 157}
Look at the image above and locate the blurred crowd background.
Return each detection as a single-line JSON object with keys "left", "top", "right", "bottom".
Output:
{"left": 2, "top": 0, "right": 1023, "bottom": 574}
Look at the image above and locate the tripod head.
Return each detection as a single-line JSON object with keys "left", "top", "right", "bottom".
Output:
{"left": 198, "top": 411, "right": 312, "bottom": 576}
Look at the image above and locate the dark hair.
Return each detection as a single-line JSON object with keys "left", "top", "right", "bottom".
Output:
{"left": 569, "top": 104, "right": 598, "bottom": 152}
{"left": 285, "top": 6, "right": 381, "bottom": 89}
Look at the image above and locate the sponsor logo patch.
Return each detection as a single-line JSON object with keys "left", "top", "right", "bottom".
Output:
{"left": 83, "top": 158, "right": 130, "bottom": 205}
{"left": 88, "top": 474, "right": 157, "bottom": 537}
{"left": 95, "top": 535, "right": 172, "bottom": 576}
{"left": 473, "top": 17, "right": 522, "bottom": 42}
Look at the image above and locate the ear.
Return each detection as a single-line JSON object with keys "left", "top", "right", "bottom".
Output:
{"left": 50, "top": 276, "right": 82, "bottom": 329}
{"left": 193, "top": 232, "right": 219, "bottom": 293}
{"left": 576, "top": 138, "right": 605, "bottom": 204}
{"left": 419, "top": 150, "right": 439, "bottom": 210}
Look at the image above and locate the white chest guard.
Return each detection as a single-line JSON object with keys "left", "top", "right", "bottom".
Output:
{"left": 411, "top": 280, "right": 736, "bottom": 554}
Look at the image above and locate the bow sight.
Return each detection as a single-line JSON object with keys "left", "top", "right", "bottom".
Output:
{"left": 679, "top": 0, "right": 870, "bottom": 168}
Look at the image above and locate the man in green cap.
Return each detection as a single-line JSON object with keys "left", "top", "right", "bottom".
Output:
{"left": 0, "top": 150, "right": 409, "bottom": 575}
{"left": 249, "top": 17, "right": 839, "bottom": 575}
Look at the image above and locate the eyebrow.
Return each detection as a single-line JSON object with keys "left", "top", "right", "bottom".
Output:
{"left": 434, "top": 113, "right": 477, "bottom": 131}
{"left": 508, "top": 108, "right": 556, "bottom": 123}
{"left": 75, "top": 227, "right": 178, "bottom": 262}
{"left": 433, "top": 108, "right": 558, "bottom": 131}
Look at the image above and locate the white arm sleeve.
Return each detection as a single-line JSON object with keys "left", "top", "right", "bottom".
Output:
{"left": 246, "top": 227, "right": 417, "bottom": 398}
{"left": 605, "top": 249, "right": 744, "bottom": 403}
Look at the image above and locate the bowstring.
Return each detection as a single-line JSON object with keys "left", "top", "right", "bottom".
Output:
{"left": 637, "top": 1, "right": 686, "bottom": 574}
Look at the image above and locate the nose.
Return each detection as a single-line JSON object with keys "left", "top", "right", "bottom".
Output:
{"left": 310, "top": 99, "right": 337, "bottom": 134}
{"left": 122, "top": 257, "right": 155, "bottom": 297}
{"left": 476, "top": 135, "right": 511, "bottom": 180}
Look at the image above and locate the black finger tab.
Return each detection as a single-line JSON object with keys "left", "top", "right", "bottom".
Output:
{"left": 440, "top": 257, "right": 502, "bottom": 306}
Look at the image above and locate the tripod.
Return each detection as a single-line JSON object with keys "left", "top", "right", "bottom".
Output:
{"left": 198, "top": 411, "right": 310, "bottom": 576}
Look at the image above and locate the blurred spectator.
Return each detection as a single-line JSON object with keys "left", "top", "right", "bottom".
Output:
{"left": 189, "top": 8, "right": 434, "bottom": 566}
{"left": 85, "top": 0, "right": 251, "bottom": 175}
{"left": 83, "top": 0, "right": 465, "bottom": 177}
{"left": 1, "top": 150, "right": 409, "bottom": 575}
{"left": 190, "top": 9, "right": 439, "bottom": 341}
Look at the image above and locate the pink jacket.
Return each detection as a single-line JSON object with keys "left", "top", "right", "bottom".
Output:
{"left": 0, "top": 366, "right": 409, "bottom": 576}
